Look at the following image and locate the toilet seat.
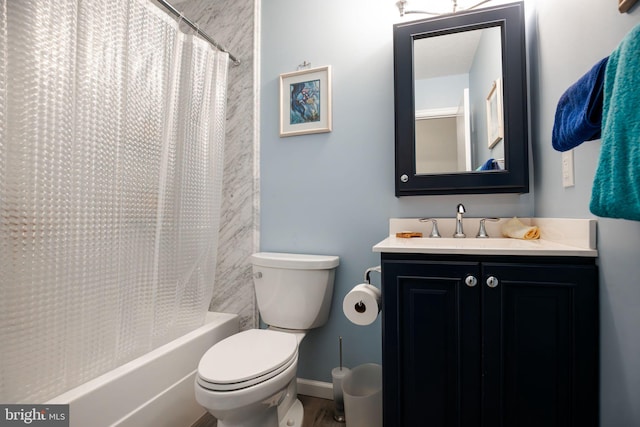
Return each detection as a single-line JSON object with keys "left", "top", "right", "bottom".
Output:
{"left": 197, "top": 329, "right": 298, "bottom": 392}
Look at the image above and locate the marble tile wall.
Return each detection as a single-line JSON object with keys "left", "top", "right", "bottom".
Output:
{"left": 169, "top": 0, "right": 258, "bottom": 329}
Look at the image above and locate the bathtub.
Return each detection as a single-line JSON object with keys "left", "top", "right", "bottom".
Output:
{"left": 47, "top": 312, "right": 239, "bottom": 427}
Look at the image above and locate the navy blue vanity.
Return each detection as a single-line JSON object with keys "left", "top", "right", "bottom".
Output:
{"left": 375, "top": 218, "right": 599, "bottom": 427}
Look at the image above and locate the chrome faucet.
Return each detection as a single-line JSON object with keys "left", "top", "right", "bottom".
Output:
{"left": 453, "top": 203, "right": 466, "bottom": 238}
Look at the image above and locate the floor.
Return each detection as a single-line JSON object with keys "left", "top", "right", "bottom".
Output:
{"left": 192, "top": 395, "right": 345, "bottom": 427}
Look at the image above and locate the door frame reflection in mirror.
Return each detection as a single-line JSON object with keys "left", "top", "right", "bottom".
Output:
{"left": 394, "top": 1, "right": 529, "bottom": 196}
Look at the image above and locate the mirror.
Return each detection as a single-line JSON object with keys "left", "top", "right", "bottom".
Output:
{"left": 414, "top": 26, "right": 503, "bottom": 174}
{"left": 394, "top": 2, "right": 529, "bottom": 195}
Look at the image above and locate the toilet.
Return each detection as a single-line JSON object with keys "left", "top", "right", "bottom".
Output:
{"left": 195, "top": 252, "right": 340, "bottom": 427}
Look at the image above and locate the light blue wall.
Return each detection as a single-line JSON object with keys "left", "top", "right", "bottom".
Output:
{"left": 261, "top": 1, "right": 639, "bottom": 425}
{"left": 531, "top": 0, "right": 640, "bottom": 425}
{"left": 415, "top": 73, "right": 469, "bottom": 110}
{"left": 470, "top": 27, "right": 504, "bottom": 167}
{"left": 260, "top": 0, "right": 531, "bottom": 383}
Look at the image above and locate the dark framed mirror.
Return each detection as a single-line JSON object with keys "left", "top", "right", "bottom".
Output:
{"left": 394, "top": 1, "right": 529, "bottom": 196}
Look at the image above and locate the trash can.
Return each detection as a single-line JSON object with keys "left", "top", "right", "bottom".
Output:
{"left": 342, "top": 363, "right": 382, "bottom": 427}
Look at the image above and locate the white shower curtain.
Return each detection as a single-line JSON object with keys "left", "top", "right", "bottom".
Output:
{"left": 0, "top": 0, "right": 228, "bottom": 403}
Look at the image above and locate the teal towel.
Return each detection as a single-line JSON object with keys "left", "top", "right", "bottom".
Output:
{"left": 590, "top": 24, "right": 640, "bottom": 221}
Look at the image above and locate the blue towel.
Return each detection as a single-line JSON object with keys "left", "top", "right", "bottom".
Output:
{"left": 552, "top": 57, "right": 609, "bottom": 152}
{"left": 590, "top": 24, "right": 640, "bottom": 221}
{"left": 476, "top": 158, "right": 500, "bottom": 171}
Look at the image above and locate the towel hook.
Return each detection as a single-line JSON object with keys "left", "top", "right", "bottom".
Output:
{"left": 619, "top": 0, "right": 638, "bottom": 13}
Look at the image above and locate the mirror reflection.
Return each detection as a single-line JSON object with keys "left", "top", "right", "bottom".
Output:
{"left": 413, "top": 26, "right": 504, "bottom": 174}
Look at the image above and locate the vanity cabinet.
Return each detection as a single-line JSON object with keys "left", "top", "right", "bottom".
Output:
{"left": 381, "top": 253, "right": 598, "bottom": 427}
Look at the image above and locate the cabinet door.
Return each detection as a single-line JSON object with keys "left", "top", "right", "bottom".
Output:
{"left": 382, "top": 260, "right": 481, "bottom": 427}
{"left": 482, "top": 263, "right": 598, "bottom": 427}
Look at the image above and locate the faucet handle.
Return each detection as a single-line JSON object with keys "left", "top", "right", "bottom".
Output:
{"left": 419, "top": 218, "right": 441, "bottom": 238}
{"left": 476, "top": 218, "right": 500, "bottom": 238}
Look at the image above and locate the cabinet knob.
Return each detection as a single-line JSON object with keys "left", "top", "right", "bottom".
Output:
{"left": 486, "top": 276, "right": 499, "bottom": 288}
{"left": 465, "top": 275, "right": 478, "bottom": 287}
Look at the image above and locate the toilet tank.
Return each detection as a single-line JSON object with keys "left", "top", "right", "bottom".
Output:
{"left": 251, "top": 252, "right": 340, "bottom": 330}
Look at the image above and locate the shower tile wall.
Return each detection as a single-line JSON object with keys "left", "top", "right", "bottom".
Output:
{"left": 173, "top": 0, "right": 258, "bottom": 329}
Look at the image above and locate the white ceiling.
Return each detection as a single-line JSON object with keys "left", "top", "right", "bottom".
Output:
{"left": 413, "top": 30, "right": 483, "bottom": 80}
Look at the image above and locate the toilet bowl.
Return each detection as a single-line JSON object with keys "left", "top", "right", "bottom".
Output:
{"left": 195, "top": 252, "right": 339, "bottom": 427}
{"left": 195, "top": 329, "right": 302, "bottom": 427}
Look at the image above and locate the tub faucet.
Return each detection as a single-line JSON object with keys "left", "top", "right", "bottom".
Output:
{"left": 453, "top": 203, "right": 466, "bottom": 238}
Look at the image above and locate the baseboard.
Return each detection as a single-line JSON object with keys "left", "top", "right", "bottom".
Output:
{"left": 296, "top": 378, "right": 333, "bottom": 400}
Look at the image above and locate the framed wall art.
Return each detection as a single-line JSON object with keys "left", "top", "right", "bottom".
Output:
{"left": 279, "top": 65, "right": 332, "bottom": 137}
{"left": 486, "top": 78, "right": 504, "bottom": 149}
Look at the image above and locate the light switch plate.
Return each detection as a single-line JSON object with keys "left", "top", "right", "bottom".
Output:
{"left": 562, "top": 150, "right": 575, "bottom": 188}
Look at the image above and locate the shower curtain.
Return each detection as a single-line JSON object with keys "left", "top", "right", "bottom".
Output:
{"left": 0, "top": 0, "right": 229, "bottom": 403}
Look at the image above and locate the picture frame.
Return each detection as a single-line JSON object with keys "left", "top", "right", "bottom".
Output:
{"left": 279, "top": 65, "right": 332, "bottom": 137}
{"left": 486, "top": 78, "right": 504, "bottom": 149}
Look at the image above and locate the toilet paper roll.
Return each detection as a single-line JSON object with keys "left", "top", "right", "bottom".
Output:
{"left": 343, "top": 284, "right": 382, "bottom": 326}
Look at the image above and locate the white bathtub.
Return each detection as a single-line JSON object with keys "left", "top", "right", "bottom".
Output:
{"left": 47, "top": 312, "right": 239, "bottom": 427}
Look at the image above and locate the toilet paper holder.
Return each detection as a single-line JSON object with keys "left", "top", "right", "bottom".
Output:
{"left": 344, "top": 266, "right": 383, "bottom": 325}
{"left": 353, "top": 266, "right": 381, "bottom": 313}
{"left": 364, "top": 265, "right": 381, "bottom": 285}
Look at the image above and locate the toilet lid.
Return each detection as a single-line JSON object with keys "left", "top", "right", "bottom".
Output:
{"left": 198, "top": 329, "right": 298, "bottom": 386}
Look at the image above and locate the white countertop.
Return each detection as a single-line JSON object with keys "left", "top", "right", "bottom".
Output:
{"left": 373, "top": 218, "right": 597, "bottom": 257}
